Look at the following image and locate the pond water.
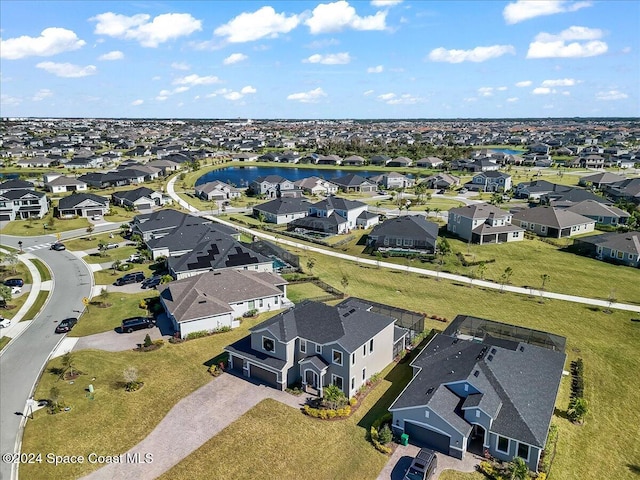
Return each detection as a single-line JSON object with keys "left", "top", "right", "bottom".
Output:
{"left": 195, "top": 166, "right": 388, "bottom": 187}
{"left": 490, "top": 148, "right": 525, "bottom": 156}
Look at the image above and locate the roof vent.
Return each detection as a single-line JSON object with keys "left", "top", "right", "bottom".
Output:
{"left": 490, "top": 348, "right": 497, "bottom": 355}
{"left": 519, "top": 346, "right": 524, "bottom": 352}
{"left": 426, "top": 387, "right": 434, "bottom": 395}
{"left": 473, "top": 370, "right": 480, "bottom": 377}
{"left": 450, "top": 370, "right": 455, "bottom": 374}
{"left": 487, "top": 354, "right": 494, "bottom": 362}
{"left": 453, "top": 338, "right": 459, "bottom": 344}
{"left": 198, "top": 300, "right": 206, "bottom": 304}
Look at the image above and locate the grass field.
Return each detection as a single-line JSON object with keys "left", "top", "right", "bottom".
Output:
{"left": 0, "top": 336, "right": 11, "bottom": 351}
{"left": 21, "top": 290, "right": 49, "bottom": 321}
{"left": 29, "top": 258, "right": 51, "bottom": 282}
{"left": 286, "top": 281, "right": 332, "bottom": 303}
{"left": 0, "top": 211, "right": 89, "bottom": 236}
{"left": 82, "top": 245, "right": 139, "bottom": 264}
{"left": 93, "top": 265, "right": 158, "bottom": 286}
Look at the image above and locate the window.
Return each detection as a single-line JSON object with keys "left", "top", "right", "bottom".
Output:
{"left": 369, "top": 338, "right": 374, "bottom": 353}
{"left": 262, "top": 337, "right": 275, "bottom": 352}
{"left": 351, "top": 377, "right": 355, "bottom": 390}
{"left": 332, "top": 350, "right": 343, "bottom": 366}
{"left": 425, "top": 410, "right": 430, "bottom": 419}
{"left": 332, "top": 375, "right": 343, "bottom": 391}
{"left": 517, "top": 443, "right": 530, "bottom": 461}
{"left": 541, "top": 225, "right": 547, "bottom": 233}
{"left": 497, "top": 436, "right": 509, "bottom": 454}
{"left": 617, "top": 251, "right": 624, "bottom": 259}
{"left": 316, "top": 344, "right": 322, "bottom": 354}
{"left": 476, "top": 410, "right": 481, "bottom": 418}
{"left": 363, "top": 344, "right": 367, "bottom": 357}
{"left": 300, "top": 339, "right": 306, "bottom": 354}
{"left": 351, "top": 352, "right": 356, "bottom": 365}
{"left": 362, "top": 368, "right": 366, "bottom": 381}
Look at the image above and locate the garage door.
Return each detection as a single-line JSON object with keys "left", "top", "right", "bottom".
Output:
{"left": 404, "top": 422, "right": 450, "bottom": 454}
{"left": 0, "top": 214, "right": 11, "bottom": 221}
{"left": 87, "top": 209, "right": 102, "bottom": 216}
{"left": 250, "top": 364, "right": 278, "bottom": 388}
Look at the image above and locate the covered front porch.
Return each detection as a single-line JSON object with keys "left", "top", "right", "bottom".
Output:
{"left": 299, "top": 355, "right": 329, "bottom": 397}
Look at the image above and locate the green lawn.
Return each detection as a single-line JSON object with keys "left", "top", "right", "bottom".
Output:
{"left": 70, "top": 291, "right": 158, "bottom": 337}
{"left": 0, "top": 336, "right": 11, "bottom": 351}
{"left": 93, "top": 265, "right": 159, "bottom": 286}
{"left": 286, "top": 281, "right": 332, "bottom": 303}
{"left": 63, "top": 231, "right": 128, "bottom": 251}
{"left": 30, "top": 258, "right": 52, "bottom": 282}
{"left": 82, "top": 245, "right": 139, "bottom": 264}
{"left": 0, "top": 211, "right": 89, "bottom": 236}
{"left": 21, "top": 290, "right": 50, "bottom": 321}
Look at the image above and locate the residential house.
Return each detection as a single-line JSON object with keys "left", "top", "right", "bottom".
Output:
{"left": 195, "top": 181, "right": 242, "bottom": 201}
{"left": 146, "top": 159, "right": 182, "bottom": 174}
{"left": 0, "top": 179, "right": 35, "bottom": 194}
{"left": 145, "top": 223, "right": 240, "bottom": 260}
{"left": 294, "top": 176, "right": 339, "bottom": 196}
{"left": 159, "top": 270, "right": 289, "bottom": 338}
{"left": 168, "top": 236, "right": 273, "bottom": 279}
{"left": 416, "top": 157, "right": 444, "bottom": 169}
{"left": 16, "top": 157, "right": 60, "bottom": 168}
{"left": 43, "top": 174, "right": 88, "bottom": 193}
{"left": 368, "top": 216, "right": 439, "bottom": 253}
{"left": 512, "top": 206, "right": 595, "bottom": 238}
{"left": 342, "top": 155, "right": 366, "bottom": 166}
{"left": 465, "top": 171, "right": 512, "bottom": 193}
{"left": 573, "top": 232, "right": 640, "bottom": 267}
{"left": 447, "top": 203, "right": 524, "bottom": 245}
{"left": 387, "top": 156, "right": 413, "bottom": 168}
{"left": 371, "top": 172, "right": 415, "bottom": 190}
{"left": 111, "top": 187, "right": 166, "bottom": 211}
{"left": 232, "top": 153, "right": 259, "bottom": 162}
{"left": 514, "top": 180, "right": 559, "bottom": 201}
{"left": 579, "top": 155, "right": 605, "bottom": 169}
{"left": 131, "top": 209, "right": 209, "bottom": 241}
{"left": 0, "top": 189, "right": 48, "bottom": 221}
{"left": 316, "top": 154, "right": 342, "bottom": 166}
{"left": 422, "top": 173, "right": 460, "bottom": 190}
{"left": 331, "top": 174, "right": 377, "bottom": 193}
{"left": 249, "top": 175, "right": 300, "bottom": 198}
{"left": 578, "top": 172, "right": 626, "bottom": 189}
{"left": 389, "top": 315, "right": 566, "bottom": 472}
{"left": 565, "top": 200, "right": 630, "bottom": 226}
{"left": 290, "top": 196, "right": 371, "bottom": 234}
{"left": 604, "top": 178, "right": 640, "bottom": 205}
{"left": 369, "top": 155, "right": 391, "bottom": 166}
{"left": 527, "top": 143, "right": 551, "bottom": 154}
{"left": 541, "top": 187, "right": 609, "bottom": 207}
{"left": 225, "top": 298, "right": 404, "bottom": 396}
{"left": 252, "top": 197, "right": 311, "bottom": 225}
{"left": 57, "top": 193, "right": 109, "bottom": 218}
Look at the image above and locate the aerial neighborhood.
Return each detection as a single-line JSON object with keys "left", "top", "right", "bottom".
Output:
{"left": 1, "top": 117, "right": 639, "bottom": 480}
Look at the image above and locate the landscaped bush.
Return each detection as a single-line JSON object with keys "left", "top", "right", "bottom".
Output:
{"left": 369, "top": 412, "right": 393, "bottom": 454}
{"left": 302, "top": 404, "right": 351, "bottom": 419}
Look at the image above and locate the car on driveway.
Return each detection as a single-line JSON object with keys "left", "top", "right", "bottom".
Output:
{"left": 121, "top": 317, "right": 156, "bottom": 333}
{"left": 4, "top": 278, "right": 24, "bottom": 288}
{"left": 403, "top": 448, "right": 437, "bottom": 480}
{"left": 114, "top": 272, "right": 145, "bottom": 286}
{"left": 55, "top": 317, "right": 78, "bottom": 334}
{"left": 437, "top": 189, "right": 447, "bottom": 194}
{"left": 141, "top": 275, "right": 162, "bottom": 289}
{"left": 50, "top": 242, "right": 66, "bottom": 251}
{"left": 103, "top": 243, "right": 119, "bottom": 250}
{"left": 10, "top": 286, "right": 22, "bottom": 295}
{"left": 0, "top": 317, "right": 12, "bottom": 328}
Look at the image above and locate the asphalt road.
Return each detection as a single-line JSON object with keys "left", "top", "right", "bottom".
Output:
{"left": 0, "top": 231, "right": 102, "bottom": 480}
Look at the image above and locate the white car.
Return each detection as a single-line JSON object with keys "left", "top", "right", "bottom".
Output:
{"left": 91, "top": 214, "right": 102, "bottom": 220}
{"left": 0, "top": 317, "right": 12, "bottom": 328}
{"left": 11, "top": 286, "right": 22, "bottom": 295}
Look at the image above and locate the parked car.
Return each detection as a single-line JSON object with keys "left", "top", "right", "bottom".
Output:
{"left": 121, "top": 317, "right": 156, "bottom": 333}
{"left": 458, "top": 187, "right": 468, "bottom": 194}
{"left": 91, "top": 214, "right": 102, "bottom": 220}
{"left": 10, "top": 286, "right": 22, "bottom": 295}
{"left": 4, "top": 278, "right": 24, "bottom": 287}
{"left": 403, "top": 448, "right": 437, "bottom": 480}
{"left": 0, "top": 317, "right": 12, "bottom": 328}
{"left": 141, "top": 275, "right": 162, "bottom": 289}
{"left": 50, "top": 242, "right": 66, "bottom": 251}
{"left": 103, "top": 243, "right": 119, "bottom": 250}
{"left": 437, "top": 189, "right": 446, "bottom": 194}
{"left": 114, "top": 272, "right": 145, "bottom": 286}
{"left": 55, "top": 317, "right": 78, "bottom": 334}
{"left": 128, "top": 253, "right": 144, "bottom": 263}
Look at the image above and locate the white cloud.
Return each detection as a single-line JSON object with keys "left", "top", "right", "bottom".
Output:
{"left": 305, "top": 1, "right": 387, "bottom": 34}
{"left": 214, "top": 6, "right": 300, "bottom": 43}
{"left": 173, "top": 74, "right": 221, "bottom": 86}
{"left": 224, "top": 92, "right": 243, "bottom": 100}
{"left": 287, "top": 87, "right": 327, "bottom": 103}
{"left": 306, "top": 38, "right": 340, "bottom": 49}
{"left": 156, "top": 95, "right": 168, "bottom": 101}
{"left": 304, "top": 52, "right": 351, "bottom": 64}
{"left": 223, "top": 53, "right": 248, "bottom": 65}
{"left": 1, "top": 27, "right": 85, "bottom": 60}
{"left": 596, "top": 90, "right": 628, "bottom": 100}
{"left": 497, "top": 86, "right": 508, "bottom": 91}
{"left": 527, "top": 26, "right": 607, "bottom": 58}
{"left": 371, "top": 0, "right": 403, "bottom": 6}
{"left": 98, "top": 50, "right": 124, "bottom": 61}
{"left": 386, "top": 93, "right": 422, "bottom": 105}
{"left": 241, "top": 85, "right": 257, "bottom": 94}
{"left": 504, "top": 0, "right": 592, "bottom": 24}
{"left": 171, "top": 62, "right": 190, "bottom": 70}
{"left": 478, "top": 87, "right": 494, "bottom": 97}
{"left": 32, "top": 89, "right": 53, "bottom": 101}
{"left": 367, "top": 65, "right": 384, "bottom": 73}
{"left": 428, "top": 45, "right": 515, "bottom": 63}
{"left": 363, "top": 89, "right": 374, "bottom": 96}
{"left": 541, "top": 78, "right": 577, "bottom": 87}
{"left": 515, "top": 80, "right": 532, "bottom": 87}
{"left": 507, "top": 97, "right": 519, "bottom": 102}
{"left": 131, "top": 99, "right": 144, "bottom": 106}
{"left": 532, "top": 87, "right": 553, "bottom": 94}
{"left": 91, "top": 12, "right": 202, "bottom": 47}
{"left": 173, "top": 86, "right": 190, "bottom": 94}
{"left": 1, "top": 94, "right": 22, "bottom": 106}
{"left": 36, "top": 62, "right": 97, "bottom": 78}
{"left": 378, "top": 92, "right": 396, "bottom": 101}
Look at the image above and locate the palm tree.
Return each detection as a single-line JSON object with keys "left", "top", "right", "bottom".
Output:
{"left": 425, "top": 207, "right": 431, "bottom": 218}
{"left": 568, "top": 397, "right": 588, "bottom": 424}
{"left": 509, "top": 457, "right": 529, "bottom": 480}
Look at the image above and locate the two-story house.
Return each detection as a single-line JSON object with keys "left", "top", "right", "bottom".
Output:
{"left": 447, "top": 203, "right": 524, "bottom": 245}
{"left": 249, "top": 175, "right": 300, "bottom": 198}
{"left": 195, "top": 180, "right": 243, "bottom": 201}
{"left": 369, "top": 172, "right": 415, "bottom": 190}
{"left": 289, "top": 196, "right": 375, "bottom": 234}
{"left": 0, "top": 189, "right": 48, "bottom": 221}
{"left": 465, "top": 171, "right": 512, "bottom": 193}
{"left": 225, "top": 298, "right": 404, "bottom": 397}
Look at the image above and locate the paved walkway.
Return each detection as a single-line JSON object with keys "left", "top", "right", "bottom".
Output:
{"left": 81, "top": 373, "right": 307, "bottom": 480}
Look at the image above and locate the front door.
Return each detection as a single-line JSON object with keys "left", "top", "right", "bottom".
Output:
{"left": 305, "top": 370, "right": 318, "bottom": 388}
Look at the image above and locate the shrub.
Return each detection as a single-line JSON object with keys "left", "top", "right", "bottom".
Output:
{"left": 349, "top": 397, "right": 357, "bottom": 407}
{"left": 139, "top": 299, "right": 147, "bottom": 309}
{"left": 185, "top": 330, "right": 211, "bottom": 340}
{"left": 302, "top": 404, "right": 351, "bottom": 419}
{"left": 378, "top": 424, "right": 393, "bottom": 444}
{"left": 243, "top": 308, "right": 258, "bottom": 318}
{"left": 152, "top": 339, "right": 164, "bottom": 346}
{"left": 143, "top": 334, "right": 152, "bottom": 348}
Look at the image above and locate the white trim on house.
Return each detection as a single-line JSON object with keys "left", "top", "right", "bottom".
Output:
{"left": 332, "top": 349, "right": 343, "bottom": 366}
{"left": 496, "top": 435, "right": 510, "bottom": 454}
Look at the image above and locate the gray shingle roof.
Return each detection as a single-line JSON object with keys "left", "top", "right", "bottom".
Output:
{"left": 146, "top": 223, "right": 238, "bottom": 252}
{"left": 58, "top": 192, "right": 108, "bottom": 208}
{"left": 448, "top": 202, "right": 509, "bottom": 219}
{"left": 369, "top": 216, "right": 439, "bottom": 243}
{"left": 512, "top": 206, "right": 594, "bottom": 228}
{"left": 253, "top": 197, "right": 310, "bottom": 215}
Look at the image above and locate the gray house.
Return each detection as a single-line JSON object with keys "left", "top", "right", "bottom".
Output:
{"left": 195, "top": 180, "right": 242, "bottom": 201}
{"left": 565, "top": 200, "right": 630, "bottom": 226}
{"left": 466, "top": 171, "right": 512, "bottom": 193}
{"left": 132, "top": 209, "right": 209, "bottom": 241}
{"left": 447, "top": 203, "right": 524, "bottom": 245}
{"left": 225, "top": 298, "right": 405, "bottom": 397}
{"left": 252, "top": 198, "right": 311, "bottom": 225}
{"left": 368, "top": 216, "right": 439, "bottom": 253}
{"left": 145, "top": 223, "right": 240, "bottom": 260}
{"left": 57, "top": 193, "right": 109, "bottom": 218}
{"left": 112, "top": 187, "right": 166, "bottom": 211}
{"left": 0, "top": 189, "right": 48, "bottom": 221}
{"left": 573, "top": 232, "right": 640, "bottom": 267}
{"left": 249, "top": 175, "right": 298, "bottom": 198}
{"left": 159, "top": 270, "right": 290, "bottom": 338}
{"left": 389, "top": 316, "right": 566, "bottom": 472}
{"left": 512, "top": 206, "right": 595, "bottom": 238}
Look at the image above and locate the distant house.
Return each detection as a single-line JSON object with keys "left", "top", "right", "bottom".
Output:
{"left": 369, "top": 155, "right": 391, "bottom": 166}
{"left": 466, "top": 171, "right": 512, "bottom": 193}
{"left": 512, "top": 206, "right": 595, "bottom": 238}
{"left": 527, "top": 143, "right": 551, "bottom": 154}
{"left": 0, "top": 189, "right": 48, "bottom": 221}
{"left": 159, "top": 270, "right": 290, "bottom": 338}
{"left": 0, "top": 179, "right": 35, "bottom": 194}
{"left": 368, "top": 216, "right": 439, "bottom": 253}
{"left": 249, "top": 175, "right": 299, "bottom": 198}
{"left": 290, "top": 196, "right": 371, "bottom": 234}
{"left": 252, "top": 197, "right": 310, "bottom": 225}
{"left": 43, "top": 174, "right": 88, "bottom": 193}
{"left": 541, "top": 187, "right": 609, "bottom": 208}
{"left": 316, "top": 154, "right": 342, "bottom": 166}
{"left": 331, "top": 174, "right": 377, "bottom": 193}
{"left": 342, "top": 155, "right": 366, "bottom": 166}
{"left": 232, "top": 153, "right": 259, "bottom": 162}
{"left": 16, "top": 157, "right": 59, "bottom": 168}
{"left": 195, "top": 181, "right": 242, "bottom": 201}
{"left": 514, "top": 180, "right": 559, "bottom": 201}
{"left": 58, "top": 193, "right": 109, "bottom": 218}
{"left": 372, "top": 172, "right": 415, "bottom": 189}
{"left": 146, "top": 159, "right": 181, "bottom": 174}
{"left": 294, "top": 176, "right": 339, "bottom": 196}
{"left": 565, "top": 200, "right": 630, "bottom": 226}
{"left": 416, "top": 157, "right": 444, "bottom": 169}
{"left": 168, "top": 237, "right": 273, "bottom": 279}
{"left": 573, "top": 232, "right": 640, "bottom": 267}
{"left": 389, "top": 315, "right": 566, "bottom": 472}
{"left": 387, "top": 156, "right": 413, "bottom": 168}
{"left": 578, "top": 172, "right": 626, "bottom": 189}
{"left": 131, "top": 209, "right": 209, "bottom": 241}
{"left": 579, "top": 155, "right": 605, "bottom": 169}
{"left": 447, "top": 203, "right": 524, "bottom": 245}
{"left": 225, "top": 298, "right": 406, "bottom": 396}
{"left": 422, "top": 173, "right": 460, "bottom": 190}
{"left": 112, "top": 187, "right": 166, "bottom": 211}
{"left": 604, "top": 178, "right": 640, "bottom": 205}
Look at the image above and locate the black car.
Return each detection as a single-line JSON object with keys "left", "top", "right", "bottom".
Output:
{"left": 50, "top": 242, "right": 66, "bottom": 251}
{"left": 121, "top": 317, "right": 156, "bottom": 333}
{"left": 114, "top": 272, "right": 145, "bottom": 286}
{"left": 4, "top": 278, "right": 24, "bottom": 287}
{"left": 55, "top": 317, "right": 78, "bottom": 334}
{"left": 403, "top": 448, "right": 437, "bottom": 480}
{"left": 141, "top": 275, "right": 162, "bottom": 289}
{"left": 437, "top": 189, "right": 446, "bottom": 194}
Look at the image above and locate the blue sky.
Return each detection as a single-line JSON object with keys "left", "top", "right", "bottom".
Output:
{"left": 1, "top": 0, "right": 639, "bottom": 119}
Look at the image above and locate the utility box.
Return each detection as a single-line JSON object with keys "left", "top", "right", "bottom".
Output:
{"left": 400, "top": 433, "right": 409, "bottom": 446}
{"left": 88, "top": 384, "right": 94, "bottom": 393}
